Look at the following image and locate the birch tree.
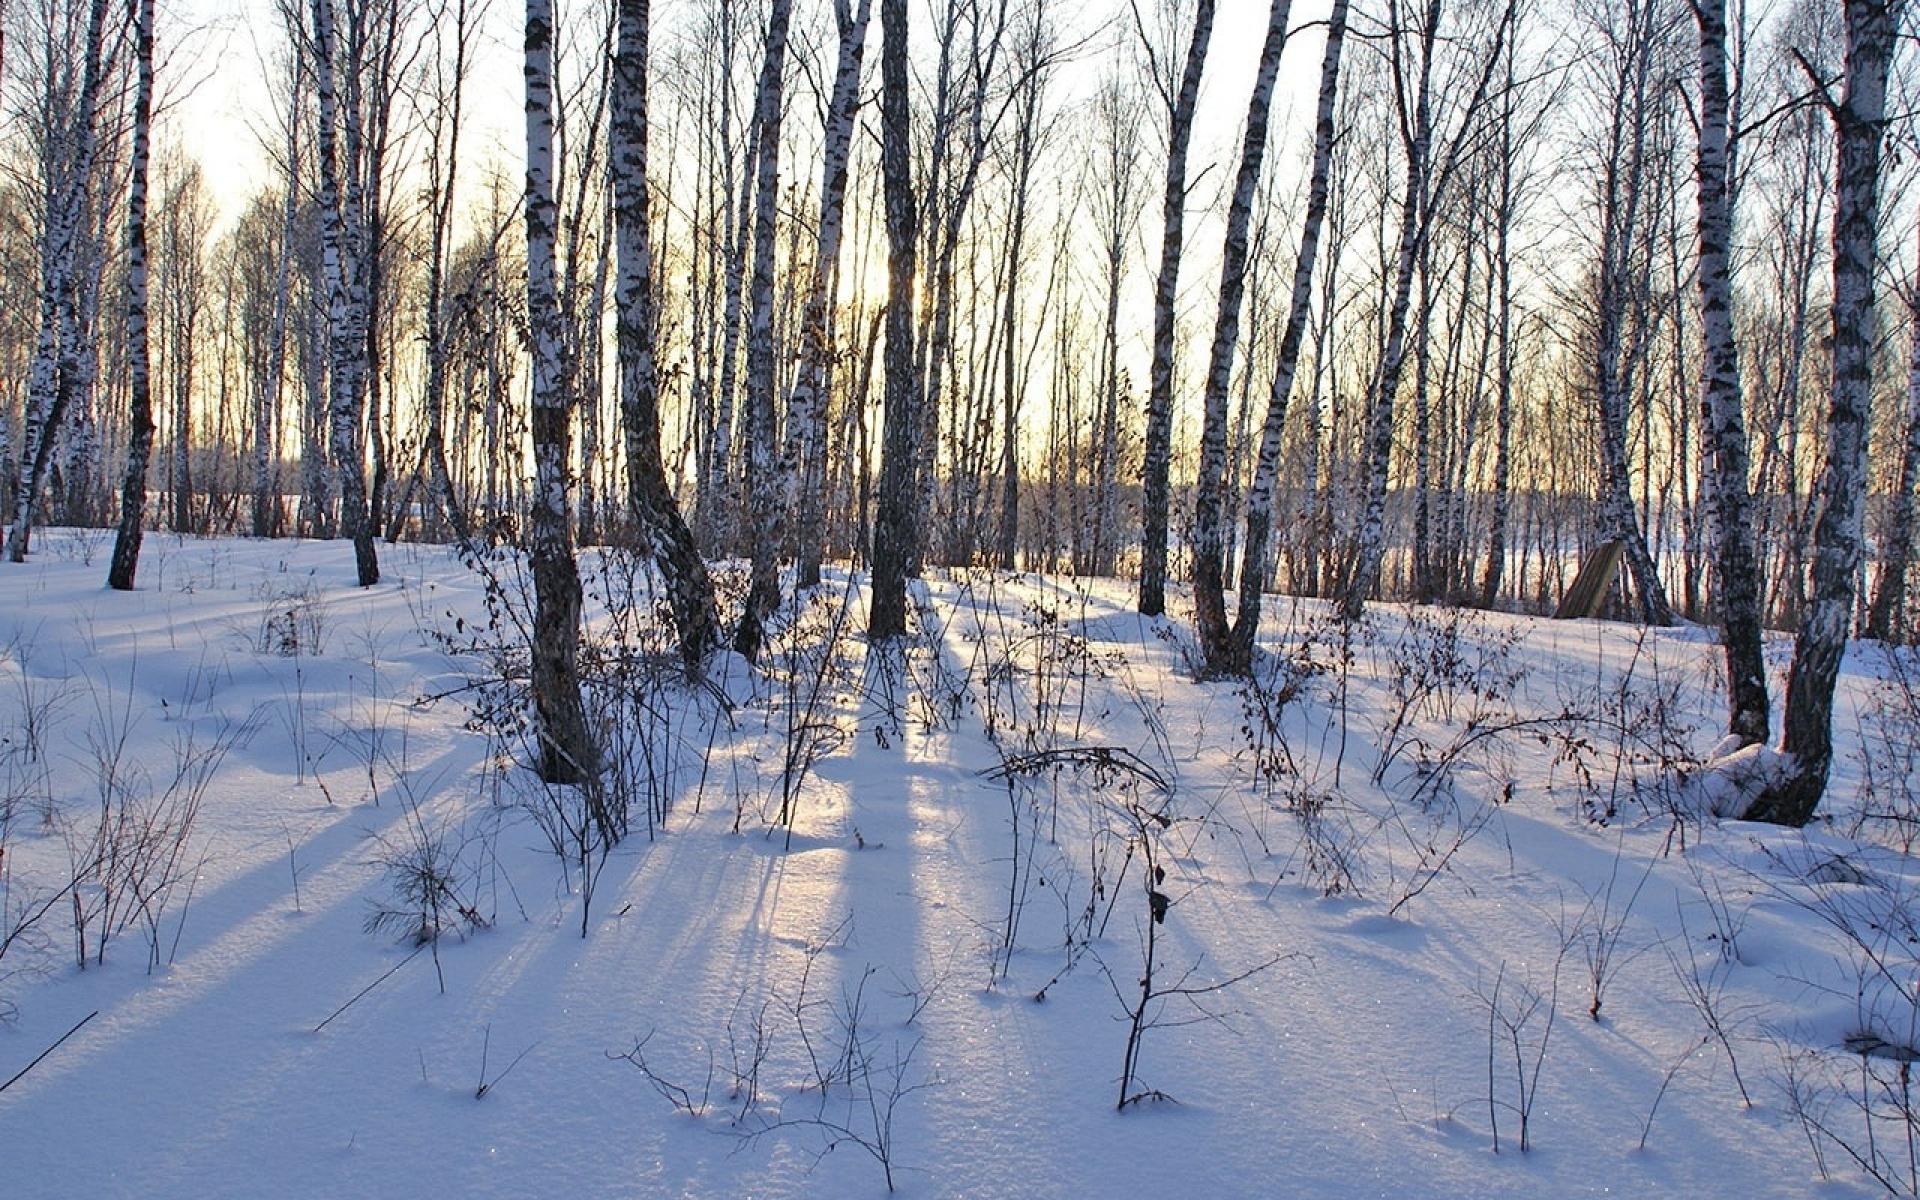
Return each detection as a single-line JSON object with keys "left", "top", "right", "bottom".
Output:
{"left": 733, "top": 0, "right": 794, "bottom": 662}
{"left": 159, "top": 164, "right": 212, "bottom": 535}
{"left": 695, "top": 1, "right": 747, "bottom": 552}
{"left": 1223, "top": 0, "right": 1350, "bottom": 673}
{"left": 1744, "top": 0, "right": 1837, "bottom": 626}
{"left": 311, "top": 0, "right": 379, "bottom": 585}
{"left": 255, "top": 70, "right": 303, "bottom": 539}
{"left": 1580, "top": 0, "right": 1679, "bottom": 626}
{"left": 6, "top": 0, "right": 110, "bottom": 564}
{"left": 782, "top": 0, "right": 871, "bottom": 589}
{"left": 524, "top": 0, "right": 596, "bottom": 785}
{"left": 1081, "top": 71, "right": 1142, "bottom": 580}
{"left": 1478, "top": 25, "right": 1532, "bottom": 609}
{"left": 389, "top": 0, "right": 477, "bottom": 545}
{"left": 339, "top": 0, "right": 410, "bottom": 544}
{"left": 1339, "top": 0, "right": 1513, "bottom": 620}
{"left": 1136, "top": 0, "right": 1216, "bottom": 617}
{"left": 613, "top": 0, "right": 721, "bottom": 672}
{"left": 1864, "top": 226, "right": 1920, "bottom": 644}
{"left": 1190, "top": 0, "right": 1293, "bottom": 673}
{"left": 1694, "top": 0, "right": 1768, "bottom": 744}
{"left": 868, "top": 0, "right": 917, "bottom": 639}
{"left": 991, "top": 6, "right": 1053, "bottom": 571}
{"left": 107, "top": 0, "right": 156, "bottom": 590}
{"left": 1744, "top": 0, "right": 1901, "bottom": 825}
{"left": 911, "top": 0, "right": 1011, "bottom": 571}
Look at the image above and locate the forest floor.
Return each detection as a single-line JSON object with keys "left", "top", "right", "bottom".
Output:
{"left": 2, "top": 530, "right": 1917, "bottom": 1197}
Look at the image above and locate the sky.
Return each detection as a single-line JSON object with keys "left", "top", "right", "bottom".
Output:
{"left": 170, "top": 0, "right": 1323, "bottom": 225}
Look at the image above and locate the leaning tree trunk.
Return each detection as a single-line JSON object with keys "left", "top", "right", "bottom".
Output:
{"left": 524, "top": 0, "right": 598, "bottom": 787}
{"left": 1695, "top": 0, "right": 1768, "bottom": 745}
{"left": 7, "top": 0, "right": 109, "bottom": 564}
{"left": 613, "top": 0, "right": 721, "bottom": 673}
{"left": 108, "top": 0, "right": 158, "bottom": 591}
{"left": 1137, "top": 0, "right": 1218, "bottom": 617}
{"left": 1226, "top": 0, "right": 1349, "bottom": 674}
{"left": 1191, "top": 0, "right": 1293, "bottom": 674}
{"left": 1743, "top": 0, "right": 1899, "bottom": 826}
{"left": 868, "top": 0, "right": 919, "bottom": 640}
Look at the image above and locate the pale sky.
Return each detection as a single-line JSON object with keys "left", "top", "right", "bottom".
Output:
{"left": 172, "top": 0, "right": 1319, "bottom": 224}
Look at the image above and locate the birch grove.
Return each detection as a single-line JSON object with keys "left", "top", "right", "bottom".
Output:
{"left": 0, "top": 0, "right": 1915, "bottom": 826}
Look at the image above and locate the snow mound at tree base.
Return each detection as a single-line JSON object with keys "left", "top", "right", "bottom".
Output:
{"left": 1691, "top": 740, "right": 1797, "bottom": 819}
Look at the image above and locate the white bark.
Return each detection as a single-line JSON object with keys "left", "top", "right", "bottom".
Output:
{"left": 1136, "top": 0, "right": 1217, "bottom": 617}
{"left": 524, "top": 0, "right": 596, "bottom": 786}
{"left": 1226, "top": 0, "right": 1350, "bottom": 671}
{"left": 1695, "top": 0, "right": 1768, "bottom": 744}
{"left": 782, "top": 0, "right": 872, "bottom": 588}
{"left": 613, "top": 0, "right": 721, "bottom": 670}
{"left": 868, "top": 0, "right": 918, "bottom": 639}
{"left": 7, "top": 0, "right": 110, "bottom": 564}
{"left": 313, "top": 0, "right": 378, "bottom": 585}
{"left": 733, "top": 0, "right": 794, "bottom": 662}
{"left": 109, "top": 0, "right": 157, "bottom": 591}
{"left": 1748, "top": 0, "right": 1902, "bottom": 825}
{"left": 1191, "top": 0, "right": 1294, "bottom": 673}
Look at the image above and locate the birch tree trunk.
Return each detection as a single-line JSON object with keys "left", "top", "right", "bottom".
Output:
{"left": 1339, "top": 0, "right": 1441, "bottom": 621}
{"left": 783, "top": 0, "right": 871, "bottom": 589}
{"left": 6, "top": 0, "right": 109, "bottom": 564}
{"left": 701, "top": 4, "right": 748, "bottom": 552}
{"left": 1191, "top": 0, "right": 1293, "bottom": 673}
{"left": 613, "top": 0, "right": 721, "bottom": 673}
{"left": 1479, "top": 34, "right": 1520, "bottom": 608}
{"left": 161, "top": 170, "right": 206, "bottom": 535}
{"left": 1225, "top": 0, "right": 1350, "bottom": 673}
{"left": 1864, "top": 222, "right": 1920, "bottom": 643}
{"left": 911, "top": 0, "right": 1011, "bottom": 571}
{"left": 868, "top": 0, "right": 919, "bottom": 639}
{"left": 1695, "top": 0, "right": 1768, "bottom": 744}
{"left": 524, "top": 0, "right": 598, "bottom": 786}
{"left": 313, "top": 0, "right": 379, "bottom": 586}
{"left": 733, "top": 0, "right": 794, "bottom": 662}
{"left": 256, "top": 65, "right": 303, "bottom": 540}
{"left": 1744, "top": 0, "right": 1899, "bottom": 826}
{"left": 345, "top": 0, "right": 404, "bottom": 546}
{"left": 1137, "top": 0, "right": 1217, "bottom": 617}
{"left": 1340, "top": 0, "right": 1513, "bottom": 621}
{"left": 394, "top": 0, "right": 474, "bottom": 545}
{"left": 108, "top": 0, "right": 157, "bottom": 591}
{"left": 1086, "top": 75, "right": 1141, "bottom": 579}
{"left": 994, "top": 11, "right": 1050, "bottom": 572}
{"left": 1587, "top": 0, "right": 1672, "bottom": 626}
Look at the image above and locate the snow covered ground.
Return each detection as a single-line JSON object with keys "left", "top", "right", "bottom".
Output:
{"left": 2, "top": 530, "right": 1917, "bottom": 1198}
